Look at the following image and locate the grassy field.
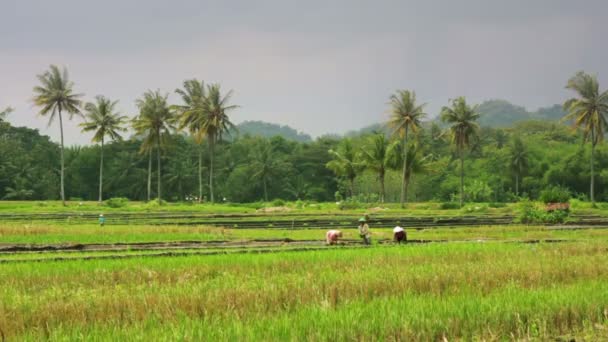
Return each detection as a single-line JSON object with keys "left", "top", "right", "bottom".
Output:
{"left": 3, "top": 223, "right": 608, "bottom": 245}
{"left": 0, "top": 200, "right": 516, "bottom": 215}
{"left": 2, "top": 202, "right": 608, "bottom": 340}
{"left": 1, "top": 242, "right": 608, "bottom": 340}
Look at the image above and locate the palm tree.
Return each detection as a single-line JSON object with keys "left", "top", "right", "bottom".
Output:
{"left": 3, "top": 177, "right": 34, "bottom": 200}
{"left": 326, "top": 138, "right": 363, "bottom": 197}
{"left": 387, "top": 90, "right": 426, "bottom": 206}
{"left": 80, "top": 96, "right": 127, "bottom": 202}
{"left": 494, "top": 129, "right": 509, "bottom": 149}
{"left": 509, "top": 136, "right": 528, "bottom": 196}
{"left": 32, "top": 65, "right": 83, "bottom": 205}
{"left": 132, "top": 90, "right": 174, "bottom": 203}
{"left": 440, "top": 97, "right": 480, "bottom": 208}
{"left": 402, "top": 144, "right": 432, "bottom": 201}
{"left": 359, "top": 133, "right": 399, "bottom": 203}
{"left": 563, "top": 71, "right": 608, "bottom": 205}
{"left": 200, "top": 84, "right": 238, "bottom": 203}
{"left": 174, "top": 79, "right": 207, "bottom": 203}
{"left": 250, "top": 140, "right": 289, "bottom": 202}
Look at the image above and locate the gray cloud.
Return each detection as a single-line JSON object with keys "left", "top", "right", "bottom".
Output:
{"left": 1, "top": 0, "right": 607, "bottom": 145}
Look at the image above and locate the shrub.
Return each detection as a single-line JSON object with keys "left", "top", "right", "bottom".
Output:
{"left": 461, "top": 204, "right": 489, "bottom": 214}
{"left": 104, "top": 197, "right": 129, "bottom": 208}
{"left": 440, "top": 202, "right": 460, "bottom": 210}
{"left": 144, "top": 199, "right": 167, "bottom": 208}
{"left": 464, "top": 180, "right": 493, "bottom": 202}
{"left": 539, "top": 186, "right": 571, "bottom": 204}
{"left": 271, "top": 199, "right": 285, "bottom": 207}
{"left": 514, "top": 199, "right": 569, "bottom": 224}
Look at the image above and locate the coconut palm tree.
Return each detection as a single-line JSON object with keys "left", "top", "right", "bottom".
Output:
{"left": 440, "top": 97, "right": 480, "bottom": 208}
{"left": 326, "top": 138, "right": 363, "bottom": 197}
{"left": 200, "top": 84, "right": 238, "bottom": 203}
{"left": 132, "top": 90, "right": 174, "bottom": 203}
{"left": 359, "top": 133, "right": 399, "bottom": 203}
{"left": 250, "top": 140, "right": 290, "bottom": 202}
{"left": 563, "top": 71, "right": 608, "bottom": 205}
{"left": 401, "top": 143, "right": 432, "bottom": 201}
{"left": 509, "top": 136, "right": 528, "bottom": 196}
{"left": 32, "top": 65, "right": 83, "bottom": 205}
{"left": 387, "top": 90, "right": 426, "bottom": 206}
{"left": 174, "top": 79, "right": 206, "bottom": 203}
{"left": 80, "top": 96, "right": 127, "bottom": 202}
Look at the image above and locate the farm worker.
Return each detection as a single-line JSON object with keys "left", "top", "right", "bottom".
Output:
{"left": 358, "top": 217, "right": 371, "bottom": 245}
{"left": 326, "top": 230, "right": 343, "bottom": 245}
{"left": 99, "top": 214, "right": 105, "bottom": 227}
{"left": 393, "top": 226, "right": 406, "bottom": 244}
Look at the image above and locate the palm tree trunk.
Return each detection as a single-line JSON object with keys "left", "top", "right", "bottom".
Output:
{"left": 157, "top": 136, "right": 161, "bottom": 204}
{"left": 459, "top": 148, "right": 464, "bottom": 208}
{"left": 147, "top": 149, "right": 152, "bottom": 201}
{"left": 198, "top": 144, "right": 203, "bottom": 203}
{"left": 263, "top": 177, "right": 268, "bottom": 202}
{"left": 515, "top": 173, "right": 519, "bottom": 197}
{"left": 349, "top": 177, "right": 355, "bottom": 198}
{"left": 380, "top": 172, "right": 385, "bottom": 203}
{"left": 591, "top": 134, "right": 596, "bottom": 205}
{"left": 400, "top": 128, "right": 408, "bottom": 207}
{"left": 98, "top": 137, "right": 104, "bottom": 202}
{"left": 58, "top": 109, "right": 66, "bottom": 206}
{"left": 209, "top": 139, "right": 215, "bottom": 203}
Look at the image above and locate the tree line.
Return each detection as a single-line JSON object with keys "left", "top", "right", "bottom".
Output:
{"left": 1, "top": 66, "right": 607, "bottom": 206}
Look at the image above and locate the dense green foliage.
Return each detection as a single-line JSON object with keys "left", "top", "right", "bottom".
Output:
{"left": 4, "top": 113, "right": 608, "bottom": 203}
{"left": 3, "top": 69, "right": 608, "bottom": 204}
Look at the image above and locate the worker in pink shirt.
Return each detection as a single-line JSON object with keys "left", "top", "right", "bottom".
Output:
{"left": 326, "top": 230, "right": 343, "bottom": 245}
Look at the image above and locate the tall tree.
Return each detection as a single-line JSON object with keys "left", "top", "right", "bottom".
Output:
{"left": 174, "top": 79, "right": 207, "bottom": 203}
{"left": 402, "top": 143, "right": 432, "bottom": 201}
{"left": 200, "top": 84, "right": 238, "bottom": 203}
{"left": 80, "top": 96, "right": 127, "bottom": 202}
{"left": 387, "top": 90, "right": 426, "bottom": 206}
{"left": 250, "top": 140, "right": 290, "bottom": 201}
{"left": 563, "top": 71, "right": 608, "bottom": 205}
{"left": 32, "top": 65, "right": 83, "bottom": 205}
{"left": 326, "top": 138, "right": 363, "bottom": 197}
{"left": 132, "top": 90, "right": 174, "bottom": 203}
{"left": 440, "top": 97, "right": 480, "bottom": 208}
{"left": 509, "top": 136, "right": 528, "bottom": 196}
{"left": 359, "top": 133, "right": 399, "bottom": 203}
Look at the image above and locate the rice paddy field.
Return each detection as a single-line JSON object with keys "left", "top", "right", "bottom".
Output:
{"left": 2, "top": 201, "right": 608, "bottom": 340}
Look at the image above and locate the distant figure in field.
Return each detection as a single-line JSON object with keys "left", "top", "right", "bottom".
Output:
{"left": 326, "top": 230, "right": 343, "bottom": 245}
{"left": 358, "top": 217, "right": 371, "bottom": 245}
{"left": 393, "top": 226, "right": 406, "bottom": 244}
{"left": 99, "top": 214, "right": 105, "bottom": 227}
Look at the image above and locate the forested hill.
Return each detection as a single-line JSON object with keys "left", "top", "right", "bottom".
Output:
{"left": 234, "top": 121, "right": 312, "bottom": 142}
{"left": 477, "top": 100, "right": 565, "bottom": 127}
{"left": 345, "top": 100, "right": 567, "bottom": 135}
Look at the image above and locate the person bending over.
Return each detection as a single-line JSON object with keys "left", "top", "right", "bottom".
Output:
{"left": 326, "top": 230, "right": 343, "bottom": 245}
{"left": 393, "top": 226, "right": 406, "bottom": 244}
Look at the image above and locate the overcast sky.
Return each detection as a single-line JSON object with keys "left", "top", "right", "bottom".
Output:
{"left": 1, "top": 0, "right": 607, "bottom": 145}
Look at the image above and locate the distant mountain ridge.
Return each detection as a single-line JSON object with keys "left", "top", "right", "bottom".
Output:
{"left": 234, "top": 120, "right": 312, "bottom": 142}
{"left": 477, "top": 100, "right": 565, "bottom": 127}
{"left": 232, "top": 100, "right": 566, "bottom": 141}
